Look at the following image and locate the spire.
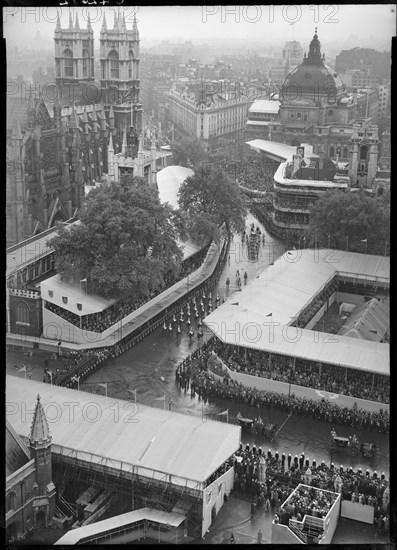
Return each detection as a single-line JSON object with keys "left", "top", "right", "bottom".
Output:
{"left": 55, "top": 12, "right": 61, "bottom": 31}
{"left": 114, "top": 10, "right": 119, "bottom": 29}
{"left": 68, "top": 11, "right": 73, "bottom": 29}
{"left": 122, "top": 127, "right": 127, "bottom": 155}
{"left": 133, "top": 12, "right": 139, "bottom": 38}
{"left": 303, "top": 28, "right": 323, "bottom": 66}
{"left": 29, "top": 395, "right": 52, "bottom": 447}
{"left": 108, "top": 133, "right": 114, "bottom": 152}
{"left": 121, "top": 11, "right": 126, "bottom": 31}
{"left": 75, "top": 13, "right": 80, "bottom": 30}
{"left": 101, "top": 12, "right": 107, "bottom": 31}
{"left": 87, "top": 13, "right": 92, "bottom": 32}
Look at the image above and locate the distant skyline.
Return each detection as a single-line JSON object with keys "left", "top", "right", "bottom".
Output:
{"left": 3, "top": 4, "right": 396, "bottom": 50}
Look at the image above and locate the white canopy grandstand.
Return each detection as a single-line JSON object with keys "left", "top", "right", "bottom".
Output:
{"left": 6, "top": 377, "right": 241, "bottom": 489}
{"left": 157, "top": 165, "right": 202, "bottom": 259}
{"left": 204, "top": 249, "right": 389, "bottom": 375}
{"left": 41, "top": 274, "right": 115, "bottom": 316}
{"left": 246, "top": 139, "right": 316, "bottom": 162}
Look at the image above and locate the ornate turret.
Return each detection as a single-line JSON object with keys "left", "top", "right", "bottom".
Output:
{"left": 29, "top": 394, "right": 52, "bottom": 449}
{"left": 102, "top": 12, "right": 107, "bottom": 31}
{"left": 28, "top": 394, "right": 56, "bottom": 527}
{"left": 303, "top": 28, "right": 323, "bottom": 66}
{"left": 75, "top": 13, "right": 80, "bottom": 30}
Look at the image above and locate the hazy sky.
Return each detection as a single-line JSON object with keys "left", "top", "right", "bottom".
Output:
{"left": 3, "top": 4, "right": 396, "bottom": 47}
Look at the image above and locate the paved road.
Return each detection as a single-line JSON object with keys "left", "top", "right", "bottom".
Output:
{"left": 80, "top": 212, "right": 389, "bottom": 476}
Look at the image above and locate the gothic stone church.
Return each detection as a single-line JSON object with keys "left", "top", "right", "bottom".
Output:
{"left": 6, "top": 12, "right": 143, "bottom": 247}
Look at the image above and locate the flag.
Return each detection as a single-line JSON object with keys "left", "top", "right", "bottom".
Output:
{"left": 231, "top": 302, "right": 239, "bottom": 306}
{"left": 361, "top": 239, "right": 367, "bottom": 243}
{"left": 269, "top": 262, "right": 274, "bottom": 266}
{"left": 97, "top": 383, "right": 107, "bottom": 389}
{"left": 218, "top": 410, "right": 229, "bottom": 416}
{"left": 256, "top": 275, "right": 260, "bottom": 279}
{"left": 287, "top": 251, "right": 294, "bottom": 255}
{"left": 154, "top": 395, "right": 165, "bottom": 401}
{"left": 17, "top": 365, "right": 27, "bottom": 373}
{"left": 266, "top": 313, "right": 272, "bottom": 317}
{"left": 80, "top": 278, "right": 87, "bottom": 282}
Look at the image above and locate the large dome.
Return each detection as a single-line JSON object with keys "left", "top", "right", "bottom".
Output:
{"left": 281, "top": 31, "right": 344, "bottom": 101}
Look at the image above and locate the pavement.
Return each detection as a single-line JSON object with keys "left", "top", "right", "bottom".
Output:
{"left": 200, "top": 492, "right": 392, "bottom": 545}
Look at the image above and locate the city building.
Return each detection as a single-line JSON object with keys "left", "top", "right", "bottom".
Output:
{"left": 245, "top": 98, "right": 281, "bottom": 141}
{"left": 276, "top": 29, "right": 380, "bottom": 159}
{"left": 7, "top": 12, "right": 148, "bottom": 247}
{"left": 167, "top": 80, "right": 250, "bottom": 143}
{"left": 282, "top": 41, "right": 303, "bottom": 67}
{"left": 6, "top": 394, "right": 56, "bottom": 544}
{"left": 335, "top": 47, "right": 391, "bottom": 81}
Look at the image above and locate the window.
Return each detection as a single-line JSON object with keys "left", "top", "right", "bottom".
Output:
{"left": 82, "top": 49, "right": 89, "bottom": 78}
{"left": 109, "top": 50, "right": 119, "bottom": 79}
{"left": 64, "top": 49, "right": 73, "bottom": 77}
{"left": 7, "top": 492, "right": 16, "bottom": 511}
{"left": 129, "top": 50, "right": 134, "bottom": 79}
{"left": 329, "top": 146, "right": 335, "bottom": 157}
{"left": 297, "top": 112, "right": 301, "bottom": 120}
{"left": 17, "top": 302, "right": 29, "bottom": 324}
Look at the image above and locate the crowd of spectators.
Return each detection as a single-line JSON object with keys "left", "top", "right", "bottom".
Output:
{"left": 237, "top": 157, "right": 279, "bottom": 193}
{"left": 210, "top": 340, "right": 390, "bottom": 405}
{"left": 175, "top": 340, "right": 389, "bottom": 431}
{"left": 44, "top": 242, "right": 212, "bottom": 334}
{"left": 228, "top": 443, "right": 390, "bottom": 532}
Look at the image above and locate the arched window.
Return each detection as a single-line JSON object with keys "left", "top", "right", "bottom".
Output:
{"left": 128, "top": 50, "right": 134, "bottom": 79}
{"left": 343, "top": 146, "right": 348, "bottom": 159}
{"left": 329, "top": 146, "right": 335, "bottom": 157}
{"left": 109, "top": 50, "right": 119, "bottom": 79}
{"left": 17, "top": 302, "right": 29, "bottom": 324}
{"left": 82, "top": 49, "right": 89, "bottom": 78}
{"left": 7, "top": 492, "right": 16, "bottom": 511}
{"left": 64, "top": 49, "right": 73, "bottom": 77}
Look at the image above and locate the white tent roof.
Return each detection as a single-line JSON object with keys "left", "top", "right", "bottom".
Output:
{"left": 55, "top": 508, "right": 186, "bottom": 545}
{"left": 204, "top": 249, "right": 389, "bottom": 375}
{"left": 157, "top": 165, "right": 202, "bottom": 260}
{"left": 6, "top": 377, "right": 241, "bottom": 485}
{"left": 248, "top": 99, "right": 280, "bottom": 114}
{"left": 246, "top": 139, "right": 298, "bottom": 161}
{"left": 41, "top": 274, "right": 115, "bottom": 316}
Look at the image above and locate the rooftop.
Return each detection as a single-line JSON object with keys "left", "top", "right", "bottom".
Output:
{"left": 204, "top": 249, "right": 389, "bottom": 375}
{"left": 248, "top": 99, "right": 280, "bottom": 114}
{"left": 6, "top": 377, "right": 241, "bottom": 486}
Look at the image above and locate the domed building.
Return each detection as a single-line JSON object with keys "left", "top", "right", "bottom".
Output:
{"left": 278, "top": 29, "right": 360, "bottom": 159}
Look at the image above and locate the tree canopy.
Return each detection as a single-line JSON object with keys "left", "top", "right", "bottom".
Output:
{"left": 49, "top": 180, "right": 184, "bottom": 300}
{"left": 307, "top": 189, "right": 390, "bottom": 255}
{"left": 178, "top": 164, "right": 247, "bottom": 245}
{"left": 171, "top": 137, "right": 206, "bottom": 167}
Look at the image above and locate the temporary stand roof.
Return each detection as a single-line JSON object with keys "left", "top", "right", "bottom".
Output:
{"left": 204, "top": 249, "right": 389, "bottom": 375}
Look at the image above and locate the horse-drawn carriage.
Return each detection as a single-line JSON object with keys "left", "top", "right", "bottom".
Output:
{"left": 236, "top": 412, "right": 278, "bottom": 439}
{"left": 330, "top": 430, "right": 377, "bottom": 457}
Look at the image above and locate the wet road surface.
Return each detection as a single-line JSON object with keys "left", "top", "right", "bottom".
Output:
{"left": 79, "top": 212, "right": 389, "bottom": 476}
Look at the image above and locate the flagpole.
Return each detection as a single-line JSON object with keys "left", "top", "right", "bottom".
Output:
{"left": 164, "top": 394, "right": 166, "bottom": 411}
